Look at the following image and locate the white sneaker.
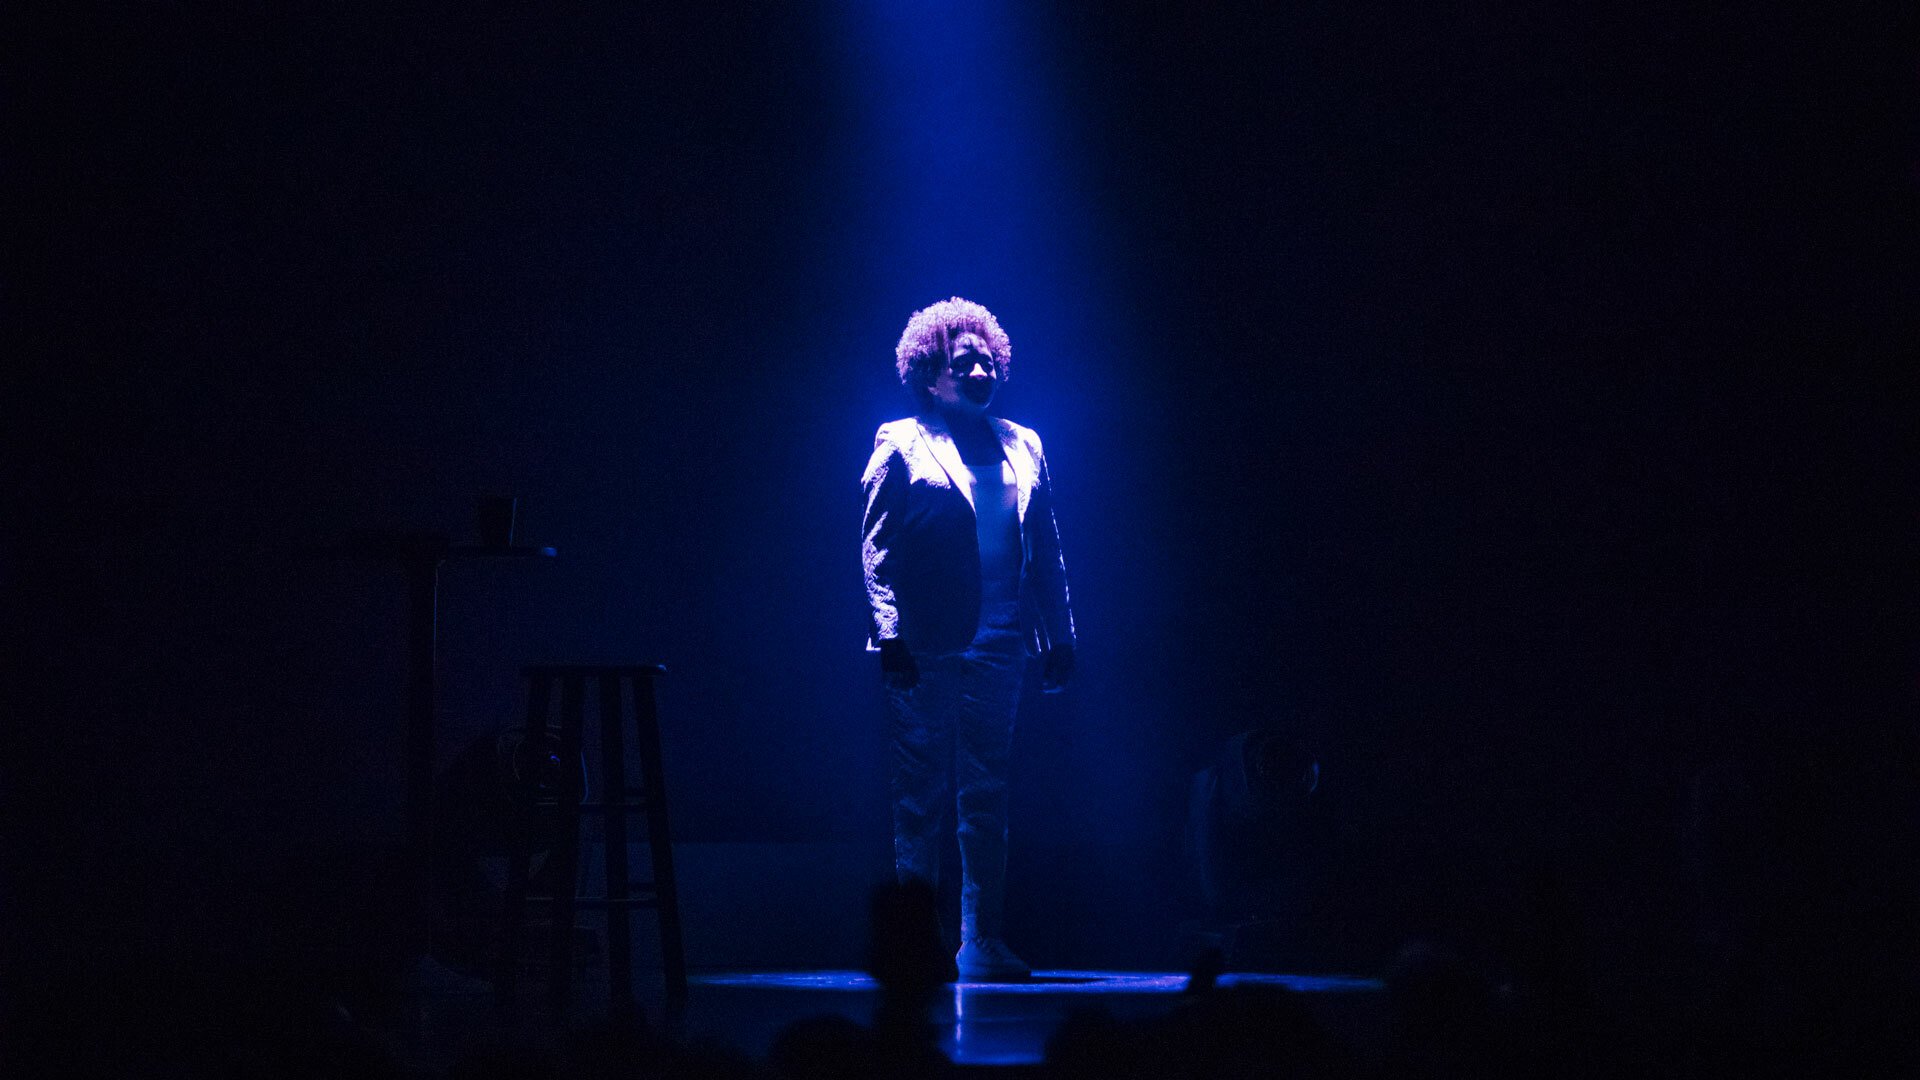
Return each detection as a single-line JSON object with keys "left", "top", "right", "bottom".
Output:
{"left": 955, "top": 936, "right": 1032, "bottom": 981}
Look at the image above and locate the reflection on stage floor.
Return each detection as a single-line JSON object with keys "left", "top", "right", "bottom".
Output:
{"left": 688, "top": 969, "right": 1387, "bottom": 1067}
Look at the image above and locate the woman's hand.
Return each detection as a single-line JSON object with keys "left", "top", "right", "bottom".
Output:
{"left": 1040, "top": 642, "right": 1075, "bottom": 693}
{"left": 879, "top": 638, "right": 920, "bottom": 691}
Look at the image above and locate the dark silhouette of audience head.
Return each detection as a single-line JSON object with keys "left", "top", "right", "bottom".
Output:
{"left": 769, "top": 1013, "right": 875, "bottom": 1080}
{"left": 1381, "top": 940, "right": 1509, "bottom": 1080}
{"left": 865, "top": 876, "right": 948, "bottom": 1001}
{"left": 761, "top": 878, "right": 956, "bottom": 1080}
{"left": 1046, "top": 982, "right": 1354, "bottom": 1080}
{"left": 1683, "top": 746, "right": 1920, "bottom": 1077}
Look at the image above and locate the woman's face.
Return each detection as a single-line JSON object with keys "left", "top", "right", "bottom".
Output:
{"left": 926, "top": 331, "right": 998, "bottom": 414}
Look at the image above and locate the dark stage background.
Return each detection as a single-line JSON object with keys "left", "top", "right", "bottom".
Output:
{"left": 12, "top": 2, "right": 1915, "bottom": 990}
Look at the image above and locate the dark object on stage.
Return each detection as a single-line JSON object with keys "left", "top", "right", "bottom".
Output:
{"left": 1185, "top": 728, "right": 1328, "bottom": 914}
{"left": 300, "top": 529, "right": 556, "bottom": 967}
{"left": 499, "top": 664, "right": 687, "bottom": 1011}
{"left": 438, "top": 726, "right": 581, "bottom": 858}
{"left": 433, "top": 726, "right": 586, "bottom": 970}
{"left": 1181, "top": 728, "right": 1347, "bottom": 972}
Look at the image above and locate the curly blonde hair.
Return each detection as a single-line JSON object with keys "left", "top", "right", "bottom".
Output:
{"left": 894, "top": 297, "right": 1013, "bottom": 397}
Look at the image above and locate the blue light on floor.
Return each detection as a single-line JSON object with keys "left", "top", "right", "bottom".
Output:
{"left": 689, "top": 969, "right": 1387, "bottom": 1066}
{"left": 692, "top": 970, "right": 1383, "bottom": 994}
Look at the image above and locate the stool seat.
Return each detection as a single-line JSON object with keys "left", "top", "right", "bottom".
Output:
{"left": 500, "top": 664, "right": 686, "bottom": 1012}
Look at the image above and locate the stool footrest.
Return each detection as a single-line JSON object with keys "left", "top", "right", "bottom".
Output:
{"left": 505, "top": 661, "right": 687, "bottom": 1007}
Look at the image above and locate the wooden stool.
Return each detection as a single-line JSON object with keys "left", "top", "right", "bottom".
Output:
{"left": 500, "top": 664, "right": 686, "bottom": 1008}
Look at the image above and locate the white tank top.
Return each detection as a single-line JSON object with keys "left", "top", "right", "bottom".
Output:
{"left": 960, "top": 453, "right": 1022, "bottom": 632}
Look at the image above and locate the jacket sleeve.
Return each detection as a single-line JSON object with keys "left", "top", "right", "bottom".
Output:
{"left": 861, "top": 429, "right": 908, "bottom": 644}
{"left": 1025, "top": 431, "right": 1076, "bottom": 650}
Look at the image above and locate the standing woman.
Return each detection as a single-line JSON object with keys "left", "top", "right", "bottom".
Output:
{"left": 860, "top": 297, "right": 1076, "bottom": 981}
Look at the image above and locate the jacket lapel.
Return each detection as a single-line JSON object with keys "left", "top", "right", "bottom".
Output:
{"left": 915, "top": 415, "right": 976, "bottom": 512}
{"left": 993, "top": 419, "right": 1034, "bottom": 523}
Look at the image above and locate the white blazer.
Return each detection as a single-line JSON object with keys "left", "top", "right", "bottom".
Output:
{"left": 861, "top": 414, "right": 1075, "bottom": 656}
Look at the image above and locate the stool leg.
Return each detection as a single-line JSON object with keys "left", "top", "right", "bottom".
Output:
{"left": 499, "top": 673, "right": 552, "bottom": 1003}
{"left": 634, "top": 673, "right": 687, "bottom": 1001}
{"left": 548, "top": 674, "right": 587, "bottom": 1006}
{"left": 599, "top": 675, "right": 634, "bottom": 1009}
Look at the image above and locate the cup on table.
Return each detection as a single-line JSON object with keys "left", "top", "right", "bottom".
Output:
{"left": 477, "top": 495, "right": 518, "bottom": 547}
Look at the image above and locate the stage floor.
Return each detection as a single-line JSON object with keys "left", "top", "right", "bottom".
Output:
{"left": 378, "top": 966, "right": 1387, "bottom": 1070}
{"left": 687, "top": 969, "right": 1388, "bottom": 1067}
